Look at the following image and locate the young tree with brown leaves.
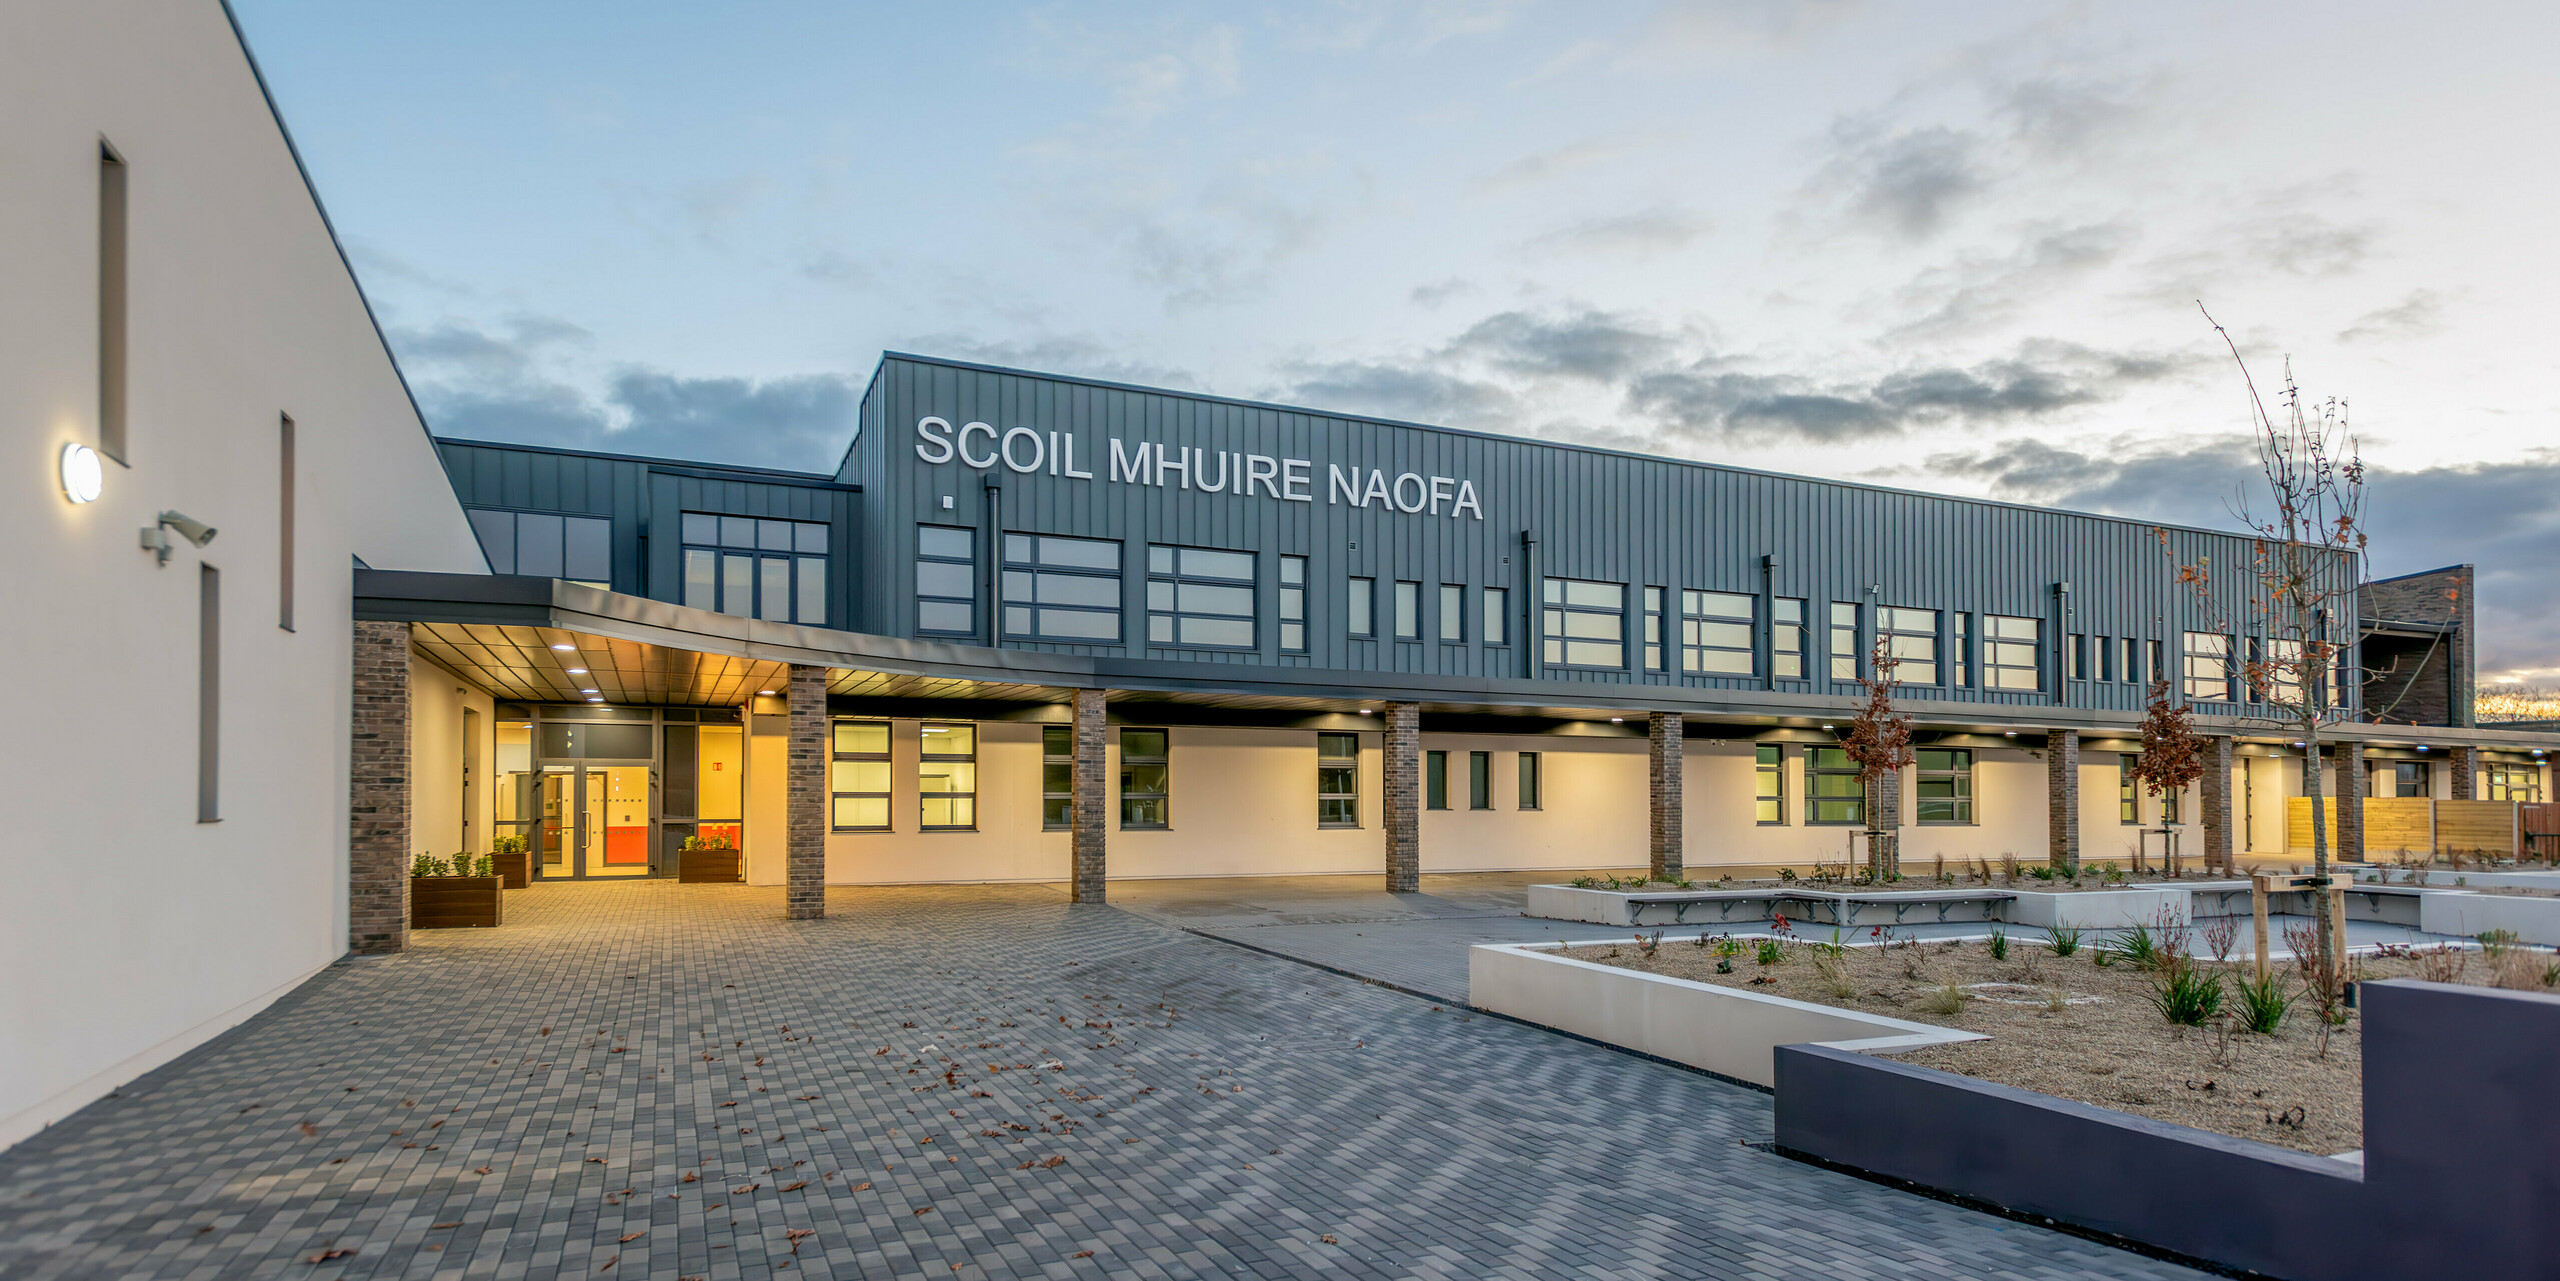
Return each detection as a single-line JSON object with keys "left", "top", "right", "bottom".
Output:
{"left": 1843, "top": 636, "right": 1915, "bottom": 881}
{"left": 2131, "top": 678, "right": 2208, "bottom": 875}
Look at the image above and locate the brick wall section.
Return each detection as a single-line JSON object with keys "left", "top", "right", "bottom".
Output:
{"left": 2199, "top": 735, "right": 2236, "bottom": 874}
{"left": 785, "top": 664, "right": 828, "bottom": 920}
{"left": 2337, "top": 743, "right": 2367, "bottom": 862}
{"left": 2451, "top": 745, "right": 2480, "bottom": 800}
{"left": 2044, "top": 729, "right": 2079, "bottom": 868}
{"left": 1647, "top": 711, "right": 1683, "bottom": 880}
{"left": 1383, "top": 703, "right": 1420, "bottom": 892}
{"left": 348, "top": 620, "right": 412, "bottom": 956}
{"left": 1070, "top": 689, "right": 1108, "bottom": 902}
{"left": 1865, "top": 767, "right": 1902, "bottom": 875}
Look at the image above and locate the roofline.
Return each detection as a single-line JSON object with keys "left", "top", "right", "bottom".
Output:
{"left": 2368, "top": 563, "right": 2472, "bottom": 586}
{"left": 215, "top": 0, "right": 491, "bottom": 574}
{"left": 866, "top": 352, "right": 2304, "bottom": 550}
{"left": 434, "top": 435, "right": 856, "bottom": 488}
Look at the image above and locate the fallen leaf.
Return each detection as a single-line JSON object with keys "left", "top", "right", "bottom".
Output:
{"left": 913, "top": 1206, "right": 934, "bottom": 1216}
{"left": 850, "top": 1182, "right": 872, "bottom": 1191}
{"left": 303, "top": 1248, "right": 354, "bottom": 1262}
{"left": 780, "top": 1180, "right": 807, "bottom": 1191}
{"left": 731, "top": 1184, "right": 759, "bottom": 1195}
{"left": 1073, "top": 1250, "right": 1094, "bottom": 1259}
{"left": 1040, "top": 1155, "right": 1066, "bottom": 1168}
{"left": 1320, "top": 1235, "right": 1337, "bottom": 1245}
{"left": 599, "top": 1254, "right": 617, "bottom": 1271}
{"left": 680, "top": 1173, "right": 697, "bottom": 1183}
{"left": 297, "top": 1122, "right": 319, "bottom": 1137}
{"left": 586, "top": 1157, "right": 607, "bottom": 1164}
{"left": 473, "top": 1166, "right": 493, "bottom": 1175}
{"left": 431, "top": 1222, "right": 461, "bottom": 1230}
{"left": 618, "top": 1231, "right": 644, "bottom": 1242}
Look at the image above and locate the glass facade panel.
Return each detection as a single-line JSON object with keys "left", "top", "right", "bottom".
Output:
{"left": 1468, "top": 751, "right": 1491, "bottom": 809}
{"left": 1984, "top": 615, "right": 2043, "bottom": 691}
{"left": 2182, "top": 631, "right": 2231, "bottom": 702}
{"left": 1774, "top": 598, "right": 1807, "bottom": 679}
{"left": 1828, "top": 602, "right": 1859, "bottom": 681}
{"left": 1643, "top": 587, "right": 1666, "bottom": 672}
{"left": 1483, "top": 587, "right": 1508, "bottom": 646}
{"left": 1004, "top": 533, "right": 1122, "bottom": 643}
{"left": 1517, "top": 751, "right": 1540, "bottom": 809}
{"left": 919, "top": 723, "right": 977, "bottom": 829}
{"left": 468, "top": 509, "right": 612, "bottom": 588}
{"left": 1394, "top": 581, "right": 1420, "bottom": 640}
{"left": 1541, "top": 577, "right": 1625, "bottom": 669}
{"left": 1879, "top": 607, "right": 1939, "bottom": 685}
{"left": 1348, "top": 577, "right": 1374, "bottom": 637}
{"left": 1120, "top": 729, "right": 1168, "bottom": 828}
{"left": 1042, "top": 725, "right": 1073, "bottom": 828}
{"left": 672, "top": 512, "right": 827, "bottom": 623}
{"left": 1440, "top": 585, "right": 1464, "bottom": 643}
{"left": 830, "top": 719, "right": 889, "bottom": 832}
{"left": 1147, "top": 545, "right": 1253, "bottom": 649}
{"left": 1916, "top": 748, "right": 1973, "bottom": 824}
{"left": 1808, "top": 746, "right": 1863, "bottom": 825}
{"left": 1680, "top": 590, "right": 1755, "bottom": 676}
{"left": 1425, "top": 750, "right": 1448, "bottom": 810}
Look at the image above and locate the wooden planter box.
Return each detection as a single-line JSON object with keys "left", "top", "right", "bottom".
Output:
{"left": 411, "top": 876, "right": 505, "bottom": 929}
{"left": 490, "top": 851, "right": 530, "bottom": 890}
{"left": 678, "top": 849, "right": 743, "bottom": 884}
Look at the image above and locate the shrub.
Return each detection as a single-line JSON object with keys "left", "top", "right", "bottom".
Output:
{"left": 2113, "top": 923, "right": 2162, "bottom": 971}
{"left": 1986, "top": 927, "right": 2009, "bottom": 961}
{"left": 2233, "top": 970, "right": 2291, "bottom": 1033}
{"left": 1712, "top": 934, "right": 1745, "bottom": 959}
{"left": 1633, "top": 930, "right": 1662, "bottom": 958}
{"left": 1754, "top": 939, "right": 1785, "bottom": 967}
{"left": 2150, "top": 965, "right": 2225, "bottom": 1026}
{"left": 2048, "top": 924, "right": 2083, "bottom": 957}
{"left": 411, "top": 852, "right": 441, "bottom": 877}
{"left": 1812, "top": 949, "right": 1855, "bottom": 1000}
{"left": 1919, "top": 983, "right": 1965, "bottom": 1016}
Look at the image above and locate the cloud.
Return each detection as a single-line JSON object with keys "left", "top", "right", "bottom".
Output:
{"left": 1628, "top": 339, "right": 2187, "bottom": 444}
{"left": 1822, "top": 124, "right": 1987, "bottom": 241}
{"left": 1409, "top": 277, "right": 1475, "bottom": 307}
{"left": 1444, "top": 309, "right": 1672, "bottom": 381}
{"left": 1889, "top": 221, "right": 2136, "bottom": 339}
{"left": 1526, "top": 208, "right": 1714, "bottom": 258}
{"left": 1275, "top": 359, "right": 1518, "bottom": 427}
{"left": 2339, "top": 290, "right": 2447, "bottom": 344}
{"left": 1469, "top": 140, "right": 1616, "bottom": 195}
{"left": 896, "top": 333, "right": 1201, "bottom": 391}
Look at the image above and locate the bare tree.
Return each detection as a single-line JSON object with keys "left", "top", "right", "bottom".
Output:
{"left": 1843, "top": 636, "right": 1915, "bottom": 882}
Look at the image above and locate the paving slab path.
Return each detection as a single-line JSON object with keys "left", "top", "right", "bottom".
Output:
{"left": 0, "top": 881, "right": 2204, "bottom": 1280}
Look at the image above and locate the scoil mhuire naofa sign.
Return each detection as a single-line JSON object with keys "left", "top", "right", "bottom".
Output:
{"left": 914, "top": 417, "right": 1485, "bottom": 519}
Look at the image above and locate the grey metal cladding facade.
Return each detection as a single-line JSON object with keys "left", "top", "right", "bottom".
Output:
{"left": 848, "top": 354, "right": 2348, "bottom": 716}
{"left": 436, "top": 439, "right": 861, "bottom": 628}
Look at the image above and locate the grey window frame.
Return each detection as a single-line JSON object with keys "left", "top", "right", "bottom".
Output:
{"left": 1541, "top": 577, "right": 1627, "bottom": 670}
{"left": 918, "top": 722, "right": 978, "bottom": 831}
{"left": 1879, "top": 606, "right": 1940, "bottom": 686}
{"left": 1119, "top": 727, "right": 1169, "bottom": 829}
{"left": 1438, "top": 584, "right": 1465, "bottom": 643}
{"left": 99, "top": 141, "right": 128, "bottom": 463}
{"left": 1983, "top": 615, "right": 2044, "bottom": 692}
{"left": 2123, "top": 636, "right": 2143, "bottom": 685}
{"left": 1807, "top": 746, "right": 1864, "bottom": 825}
{"left": 1146, "top": 545, "right": 1255, "bottom": 650}
{"left": 1278, "top": 555, "right": 1308, "bottom": 652}
{"left": 1951, "top": 612, "right": 1972, "bottom": 688}
{"left": 2069, "top": 633, "right": 2089, "bottom": 682}
{"left": 1517, "top": 751, "right": 1541, "bottom": 810}
{"left": 1755, "top": 744, "right": 1786, "bottom": 824}
{"left": 1680, "top": 590, "right": 1756, "bottom": 677}
{"left": 2095, "top": 635, "right": 2114, "bottom": 683}
{"left": 914, "top": 524, "right": 975, "bottom": 636}
{"left": 1317, "top": 732, "right": 1360, "bottom": 827}
{"left": 682, "top": 512, "right": 825, "bottom": 623}
{"left": 1828, "top": 602, "right": 1860, "bottom": 682}
{"left": 2182, "top": 631, "right": 2233, "bottom": 703}
{"left": 198, "top": 563, "right": 219, "bottom": 822}
{"left": 1425, "top": 750, "right": 1449, "bottom": 810}
{"left": 1773, "top": 598, "right": 1808, "bottom": 680}
{"left": 1003, "top": 532, "right": 1123, "bottom": 644}
{"left": 1394, "top": 580, "right": 1421, "bottom": 641}
{"left": 474, "top": 507, "right": 615, "bottom": 589}
{"left": 2119, "top": 753, "right": 2141, "bottom": 824}
{"left": 1483, "top": 586, "right": 1509, "bottom": 647}
{"left": 1468, "top": 750, "right": 1491, "bottom": 809}
{"left": 1641, "top": 586, "right": 1667, "bottom": 672}
{"left": 2389, "top": 760, "right": 2431, "bottom": 798}
{"left": 830, "top": 719, "right": 891, "bottom": 833}
{"left": 1348, "top": 576, "right": 1375, "bottom": 638}
{"left": 277, "top": 415, "right": 295, "bottom": 632}
{"left": 1916, "top": 748, "right": 1974, "bottom": 824}
{"left": 1041, "top": 725, "right": 1072, "bottom": 830}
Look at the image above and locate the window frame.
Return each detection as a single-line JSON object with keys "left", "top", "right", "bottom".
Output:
{"left": 1468, "top": 750, "right": 1492, "bottom": 810}
{"left": 1317, "top": 732, "right": 1361, "bottom": 827}
{"left": 1806, "top": 746, "right": 1864, "bottom": 826}
{"left": 1642, "top": 586, "right": 1667, "bottom": 673}
{"left": 1878, "top": 606, "right": 1940, "bottom": 686}
{"left": 1483, "top": 586, "right": 1510, "bottom": 647}
{"left": 1438, "top": 584, "right": 1465, "bottom": 644}
{"left": 1754, "top": 743, "right": 1785, "bottom": 825}
{"left": 1516, "top": 751, "right": 1541, "bottom": 810}
{"left": 1915, "top": 747, "right": 1974, "bottom": 825}
{"left": 2182, "top": 631, "right": 2233, "bottom": 703}
{"left": 1393, "top": 580, "right": 1421, "bottom": 641}
{"left": 1680, "top": 589, "right": 1756, "bottom": 678}
{"left": 1002, "top": 532, "right": 1124, "bottom": 645}
{"left": 1541, "top": 577, "right": 1628, "bottom": 671}
{"left": 1118, "top": 727, "right": 1169, "bottom": 829}
{"left": 913, "top": 523, "right": 976, "bottom": 637}
{"left": 473, "top": 506, "right": 616, "bottom": 590}
{"left": 917, "top": 722, "right": 978, "bottom": 831}
{"left": 2119, "top": 753, "right": 2141, "bottom": 825}
{"left": 830, "top": 718, "right": 892, "bottom": 833}
{"left": 1983, "top": 614, "right": 2044, "bottom": 692}
{"left": 1278, "top": 555, "right": 1308, "bottom": 653}
{"left": 1145, "top": 544, "right": 1255, "bottom": 651}
{"left": 1348, "top": 576, "right": 1375, "bottom": 639}
{"left": 1773, "top": 598, "right": 1808, "bottom": 680}
{"left": 680, "top": 511, "right": 825, "bottom": 623}
{"left": 1425, "top": 749, "right": 1449, "bottom": 810}
{"left": 1951, "top": 612, "right": 1971, "bottom": 688}
{"left": 1041, "top": 724, "right": 1072, "bottom": 831}
{"left": 1828, "top": 602, "right": 1860, "bottom": 682}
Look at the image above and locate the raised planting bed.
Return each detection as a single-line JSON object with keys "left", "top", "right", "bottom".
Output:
{"left": 1529, "top": 876, "right": 2249, "bottom": 931}
{"left": 677, "top": 846, "right": 743, "bottom": 884}
{"left": 411, "top": 875, "right": 504, "bottom": 929}
{"left": 490, "top": 850, "right": 531, "bottom": 890}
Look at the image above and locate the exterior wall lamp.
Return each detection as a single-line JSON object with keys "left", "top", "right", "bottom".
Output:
{"left": 59, "top": 443, "right": 103, "bottom": 504}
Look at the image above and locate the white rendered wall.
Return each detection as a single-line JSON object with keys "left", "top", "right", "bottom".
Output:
{"left": 408, "top": 654, "right": 497, "bottom": 861}
{"left": 0, "top": 1, "right": 486, "bottom": 1150}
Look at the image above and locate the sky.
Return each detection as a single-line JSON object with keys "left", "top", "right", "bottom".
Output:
{"left": 228, "top": 0, "right": 2560, "bottom": 681}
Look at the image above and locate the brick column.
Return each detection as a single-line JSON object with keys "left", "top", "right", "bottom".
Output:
{"left": 2045, "top": 729, "right": 2079, "bottom": 870}
{"left": 1866, "top": 766, "right": 1902, "bottom": 877}
{"left": 349, "top": 620, "right": 412, "bottom": 955}
{"left": 2199, "top": 734, "right": 2236, "bottom": 874}
{"left": 1648, "top": 711, "right": 1683, "bottom": 880}
{"left": 1382, "top": 703, "right": 1421, "bottom": 892}
{"left": 2337, "top": 743, "right": 2367, "bottom": 863}
{"left": 2451, "top": 745, "right": 2480, "bottom": 800}
{"left": 785, "top": 664, "right": 828, "bottom": 920}
{"left": 1069, "top": 689, "right": 1108, "bottom": 903}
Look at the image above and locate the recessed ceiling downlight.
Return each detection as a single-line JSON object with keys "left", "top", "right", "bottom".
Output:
{"left": 60, "top": 443, "right": 103, "bottom": 504}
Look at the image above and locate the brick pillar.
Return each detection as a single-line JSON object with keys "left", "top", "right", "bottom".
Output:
{"left": 1069, "top": 689, "right": 1108, "bottom": 903}
{"left": 1648, "top": 711, "right": 1683, "bottom": 880}
{"left": 349, "top": 620, "right": 412, "bottom": 955}
{"left": 2045, "top": 729, "right": 2080, "bottom": 870}
{"left": 1383, "top": 703, "right": 1421, "bottom": 892}
{"left": 1866, "top": 766, "right": 1902, "bottom": 877}
{"left": 785, "top": 664, "right": 828, "bottom": 920}
{"left": 2451, "top": 745, "right": 2480, "bottom": 800}
{"left": 2200, "top": 735, "right": 2236, "bottom": 874}
{"left": 2337, "top": 743, "right": 2367, "bottom": 863}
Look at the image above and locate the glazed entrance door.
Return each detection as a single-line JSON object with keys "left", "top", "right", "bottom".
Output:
{"left": 586, "top": 766, "right": 653, "bottom": 877}
{"left": 536, "top": 768, "right": 575, "bottom": 877}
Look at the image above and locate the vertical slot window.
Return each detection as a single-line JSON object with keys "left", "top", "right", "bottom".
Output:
{"left": 1541, "top": 578, "right": 1626, "bottom": 669}
{"left": 1642, "top": 587, "right": 1667, "bottom": 672}
{"left": 915, "top": 524, "right": 975, "bottom": 635}
{"left": 1517, "top": 751, "right": 1541, "bottom": 810}
{"left": 1439, "top": 584, "right": 1465, "bottom": 643}
{"left": 1042, "top": 725, "right": 1073, "bottom": 829}
{"left": 1425, "top": 750, "right": 1449, "bottom": 810}
{"left": 1773, "top": 598, "right": 1808, "bottom": 679}
{"left": 1279, "top": 555, "right": 1308, "bottom": 652}
{"left": 1146, "top": 545, "right": 1254, "bottom": 648}
{"left": 918, "top": 723, "right": 978, "bottom": 830}
{"left": 1119, "top": 728, "right": 1168, "bottom": 828}
{"left": 277, "top": 415, "right": 296, "bottom": 631}
{"left": 1984, "top": 615, "right": 2044, "bottom": 691}
{"left": 1483, "top": 587, "right": 1509, "bottom": 646}
{"left": 198, "top": 563, "right": 220, "bottom": 822}
{"left": 1755, "top": 744, "right": 1784, "bottom": 824}
{"left": 1005, "top": 533, "right": 1125, "bottom": 642}
{"left": 99, "top": 143, "right": 128, "bottom": 463}
{"left": 2119, "top": 754, "right": 2141, "bottom": 824}
{"left": 1879, "top": 607, "right": 1939, "bottom": 685}
{"left": 1951, "top": 613, "right": 1971, "bottom": 688}
{"left": 2069, "top": 634, "right": 2089, "bottom": 681}
{"left": 2095, "top": 636, "right": 2114, "bottom": 682}
{"left": 1916, "top": 748, "right": 1974, "bottom": 824}
{"left": 830, "top": 720, "right": 890, "bottom": 831}
{"left": 1468, "top": 750, "right": 1491, "bottom": 810}
{"left": 1348, "top": 577, "right": 1375, "bottom": 638}
{"left": 1394, "top": 581, "right": 1421, "bottom": 640}
{"left": 2123, "top": 636, "right": 2142, "bottom": 685}
{"left": 1828, "top": 602, "right": 1860, "bottom": 681}
{"left": 1317, "top": 732, "right": 1360, "bottom": 826}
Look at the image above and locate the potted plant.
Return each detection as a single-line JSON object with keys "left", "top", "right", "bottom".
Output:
{"left": 677, "top": 832, "right": 743, "bottom": 884}
{"left": 489, "top": 833, "right": 531, "bottom": 889}
{"left": 410, "top": 852, "right": 505, "bottom": 929}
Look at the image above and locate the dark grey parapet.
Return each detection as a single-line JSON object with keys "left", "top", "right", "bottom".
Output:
{"left": 1775, "top": 978, "right": 2560, "bottom": 1280}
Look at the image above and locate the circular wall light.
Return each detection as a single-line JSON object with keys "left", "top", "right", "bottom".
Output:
{"left": 59, "top": 443, "right": 103, "bottom": 504}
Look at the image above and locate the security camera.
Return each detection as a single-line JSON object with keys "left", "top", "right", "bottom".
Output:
{"left": 159, "top": 511, "right": 217, "bottom": 547}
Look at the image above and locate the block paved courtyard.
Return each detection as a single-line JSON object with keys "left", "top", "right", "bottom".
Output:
{"left": 0, "top": 880, "right": 2208, "bottom": 1280}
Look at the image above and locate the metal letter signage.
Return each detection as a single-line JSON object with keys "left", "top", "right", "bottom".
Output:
{"left": 919, "top": 417, "right": 1484, "bottom": 519}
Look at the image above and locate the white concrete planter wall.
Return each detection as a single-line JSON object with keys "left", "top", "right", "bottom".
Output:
{"left": 1469, "top": 940, "right": 1981, "bottom": 1087}
{"left": 2417, "top": 892, "right": 2560, "bottom": 945}
{"left": 2003, "top": 886, "right": 2198, "bottom": 930}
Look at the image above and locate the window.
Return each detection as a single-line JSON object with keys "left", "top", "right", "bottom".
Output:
{"left": 1917, "top": 748, "right": 1973, "bottom": 824}
{"left": 99, "top": 142, "right": 128, "bottom": 463}
{"left": 1279, "top": 556, "right": 1308, "bottom": 652}
{"left": 1642, "top": 587, "right": 1667, "bottom": 672}
{"left": 919, "top": 723, "right": 977, "bottom": 829}
{"left": 1542, "top": 578, "right": 1626, "bottom": 669}
{"left": 1042, "top": 725, "right": 1073, "bottom": 829}
{"left": 2123, "top": 637, "right": 2143, "bottom": 685}
{"left": 914, "top": 525, "right": 975, "bottom": 635}
{"left": 1807, "top": 746, "right": 1863, "bottom": 824}
{"left": 2119, "top": 754, "right": 2141, "bottom": 824}
{"left": 1318, "top": 732, "right": 1360, "bottom": 826}
{"left": 1394, "top": 581, "right": 1421, "bottom": 640}
{"left": 831, "top": 720, "right": 891, "bottom": 831}
{"left": 2487, "top": 764, "right": 2543, "bottom": 802}
{"left": 1439, "top": 584, "right": 1465, "bottom": 643}
{"left": 1004, "top": 532, "right": 1122, "bottom": 642}
{"left": 1829, "top": 602, "right": 1860, "bottom": 680}
{"left": 1426, "top": 750, "right": 1449, "bottom": 810}
{"left": 2182, "top": 631, "right": 2232, "bottom": 702}
{"left": 473, "top": 509, "right": 613, "bottom": 589}
{"left": 1951, "top": 613, "right": 1971, "bottom": 688}
{"left": 1348, "top": 577, "right": 1375, "bottom": 638}
{"left": 1120, "top": 729, "right": 1168, "bottom": 828}
{"left": 1483, "top": 587, "right": 1509, "bottom": 646}
{"left": 2069, "top": 634, "right": 2089, "bottom": 681}
{"left": 2095, "top": 636, "right": 2114, "bottom": 683}
{"left": 2386, "top": 760, "right": 2432, "bottom": 798}
{"left": 277, "top": 415, "right": 295, "bottom": 632}
{"left": 1983, "top": 615, "right": 2043, "bottom": 691}
{"left": 2147, "top": 639, "right": 2164, "bottom": 688}
{"left": 1517, "top": 751, "right": 1541, "bottom": 810}
{"left": 1774, "top": 598, "right": 1808, "bottom": 679}
{"left": 2261, "top": 637, "right": 2307, "bottom": 704}
{"left": 678, "top": 513, "right": 825, "bottom": 623}
{"left": 1147, "top": 546, "right": 1253, "bottom": 648}
{"left": 1681, "top": 591, "right": 1755, "bottom": 676}
{"left": 1879, "top": 607, "right": 1939, "bottom": 685}
{"left": 1755, "top": 744, "right": 1785, "bottom": 824}
{"left": 198, "top": 563, "right": 219, "bottom": 822}
{"left": 1469, "top": 751, "right": 1491, "bottom": 809}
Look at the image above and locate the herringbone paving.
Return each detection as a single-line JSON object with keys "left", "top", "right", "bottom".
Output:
{"left": 0, "top": 882, "right": 2204, "bottom": 1279}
